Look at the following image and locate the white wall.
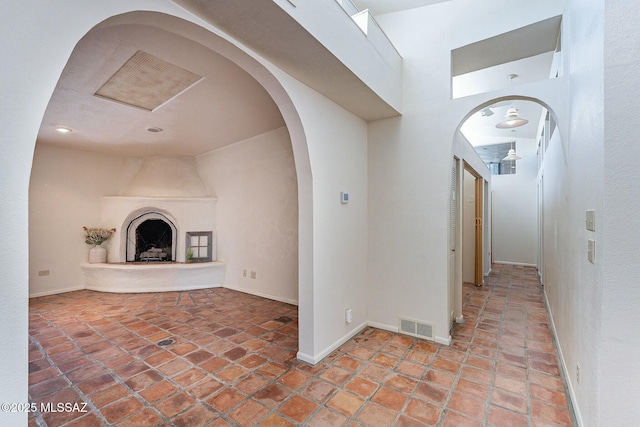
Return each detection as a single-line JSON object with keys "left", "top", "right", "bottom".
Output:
{"left": 276, "top": 75, "right": 369, "bottom": 363}
{"left": 196, "top": 127, "right": 298, "bottom": 305}
{"left": 600, "top": 1, "right": 640, "bottom": 425}
{"left": 491, "top": 138, "right": 538, "bottom": 266}
{"left": 367, "top": 0, "right": 566, "bottom": 345}
{"left": 538, "top": 0, "right": 606, "bottom": 424}
{"left": 29, "top": 145, "right": 141, "bottom": 297}
{"left": 538, "top": 0, "right": 640, "bottom": 424}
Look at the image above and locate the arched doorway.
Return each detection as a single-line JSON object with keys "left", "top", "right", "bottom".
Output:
{"left": 451, "top": 96, "right": 561, "bottom": 324}
{"left": 28, "top": 10, "right": 315, "bottom": 359}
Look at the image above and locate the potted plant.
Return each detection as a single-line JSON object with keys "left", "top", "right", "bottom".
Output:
{"left": 83, "top": 226, "right": 115, "bottom": 263}
{"left": 186, "top": 248, "right": 194, "bottom": 263}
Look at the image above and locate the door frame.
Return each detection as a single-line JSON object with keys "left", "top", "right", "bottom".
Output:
{"left": 464, "top": 162, "right": 485, "bottom": 287}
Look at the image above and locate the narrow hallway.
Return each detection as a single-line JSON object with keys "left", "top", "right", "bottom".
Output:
{"left": 452, "top": 263, "right": 575, "bottom": 426}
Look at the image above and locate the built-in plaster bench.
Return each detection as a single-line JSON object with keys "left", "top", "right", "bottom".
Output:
{"left": 81, "top": 261, "right": 224, "bottom": 293}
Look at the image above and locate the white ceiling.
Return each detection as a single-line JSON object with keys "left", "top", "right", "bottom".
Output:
{"left": 457, "top": 52, "right": 554, "bottom": 146}
{"left": 39, "top": 1, "right": 404, "bottom": 159}
{"left": 451, "top": 15, "right": 561, "bottom": 77}
{"left": 353, "top": 0, "right": 450, "bottom": 16}
{"left": 461, "top": 98, "right": 545, "bottom": 146}
{"left": 38, "top": 23, "right": 285, "bottom": 158}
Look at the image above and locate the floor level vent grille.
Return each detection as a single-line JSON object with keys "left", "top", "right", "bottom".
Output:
{"left": 399, "top": 317, "right": 434, "bottom": 341}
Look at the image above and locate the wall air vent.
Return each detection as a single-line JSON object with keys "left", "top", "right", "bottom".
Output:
{"left": 399, "top": 317, "right": 434, "bottom": 341}
{"left": 95, "top": 50, "right": 203, "bottom": 111}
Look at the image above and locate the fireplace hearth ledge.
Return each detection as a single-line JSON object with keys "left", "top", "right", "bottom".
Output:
{"left": 81, "top": 261, "right": 225, "bottom": 293}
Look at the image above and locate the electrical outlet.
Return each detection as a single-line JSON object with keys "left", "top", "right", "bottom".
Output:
{"left": 588, "top": 239, "right": 596, "bottom": 264}
{"left": 576, "top": 363, "right": 580, "bottom": 384}
{"left": 345, "top": 308, "right": 353, "bottom": 324}
{"left": 250, "top": 271, "right": 257, "bottom": 279}
{"left": 38, "top": 270, "right": 50, "bottom": 276}
{"left": 242, "top": 269, "right": 247, "bottom": 277}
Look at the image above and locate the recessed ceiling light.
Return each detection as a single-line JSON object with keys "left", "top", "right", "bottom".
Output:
{"left": 55, "top": 126, "right": 73, "bottom": 134}
{"left": 146, "top": 127, "right": 163, "bottom": 133}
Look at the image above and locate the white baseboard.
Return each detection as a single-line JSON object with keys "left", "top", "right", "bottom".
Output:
{"left": 367, "top": 320, "right": 450, "bottom": 345}
{"left": 493, "top": 261, "right": 537, "bottom": 267}
{"left": 296, "top": 351, "right": 316, "bottom": 365}
{"left": 435, "top": 335, "right": 452, "bottom": 345}
{"left": 297, "top": 319, "right": 453, "bottom": 366}
{"left": 543, "top": 291, "right": 583, "bottom": 427}
{"left": 223, "top": 284, "right": 298, "bottom": 306}
{"left": 29, "top": 285, "right": 85, "bottom": 298}
{"left": 367, "top": 321, "right": 397, "bottom": 333}
{"left": 297, "top": 321, "right": 368, "bottom": 365}
{"left": 297, "top": 321, "right": 452, "bottom": 365}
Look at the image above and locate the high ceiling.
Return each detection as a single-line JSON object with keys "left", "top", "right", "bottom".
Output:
{"left": 455, "top": 16, "right": 561, "bottom": 149}
{"left": 37, "top": 2, "right": 557, "bottom": 160}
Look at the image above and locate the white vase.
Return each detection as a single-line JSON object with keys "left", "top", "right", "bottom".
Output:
{"left": 89, "top": 245, "right": 107, "bottom": 263}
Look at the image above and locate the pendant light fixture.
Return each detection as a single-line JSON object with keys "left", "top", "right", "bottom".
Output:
{"left": 503, "top": 141, "right": 522, "bottom": 161}
{"left": 496, "top": 107, "right": 529, "bottom": 129}
{"left": 495, "top": 74, "right": 529, "bottom": 129}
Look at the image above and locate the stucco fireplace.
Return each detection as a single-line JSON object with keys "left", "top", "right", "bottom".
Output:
{"left": 81, "top": 196, "right": 224, "bottom": 292}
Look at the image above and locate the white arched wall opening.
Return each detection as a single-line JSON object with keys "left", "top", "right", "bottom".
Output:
{"left": 449, "top": 95, "right": 562, "bottom": 327}
{"left": 28, "top": 9, "right": 314, "bottom": 365}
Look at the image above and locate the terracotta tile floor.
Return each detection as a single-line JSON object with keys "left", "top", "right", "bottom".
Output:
{"left": 28, "top": 264, "right": 575, "bottom": 426}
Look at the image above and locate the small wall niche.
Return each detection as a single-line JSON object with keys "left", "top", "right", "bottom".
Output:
{"left": 186, "top": 231, "right": 215, "bottom": 263}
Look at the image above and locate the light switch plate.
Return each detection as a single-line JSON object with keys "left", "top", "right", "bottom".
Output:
{"left": 588, "top": 239, "right": 596, "bottom": 263}
{"left": 586, "top": 210, "right": 595, "bottom": 231}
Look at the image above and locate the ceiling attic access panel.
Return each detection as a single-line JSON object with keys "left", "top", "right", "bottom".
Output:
{"left": 451, "top": 16, "right": 562, "bottom": 99}
{"left": 94, "top": 50, "right": 204, "bottom": 111}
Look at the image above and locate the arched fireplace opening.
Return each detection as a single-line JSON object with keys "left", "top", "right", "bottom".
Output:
{"left": 126, "top": 211, "right": 177, "bottom": 262}
{"left": 136, "top": 219, "right": 172, "bottom": 262}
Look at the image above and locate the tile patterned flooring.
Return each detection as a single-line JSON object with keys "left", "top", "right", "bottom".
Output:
{"left": 28, "top": 264, "right": 574, "bottom": 426}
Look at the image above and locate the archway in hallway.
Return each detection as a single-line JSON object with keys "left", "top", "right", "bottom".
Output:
{"left": 450, "top": 96, "right": 561, "bottom": 325}
{"left": 28, "top": 10, "right": 315, "bottom": 359}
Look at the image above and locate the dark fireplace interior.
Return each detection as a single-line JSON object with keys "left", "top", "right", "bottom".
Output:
{"left": 135, "top": 219, "right": 172, "bottom": 262}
